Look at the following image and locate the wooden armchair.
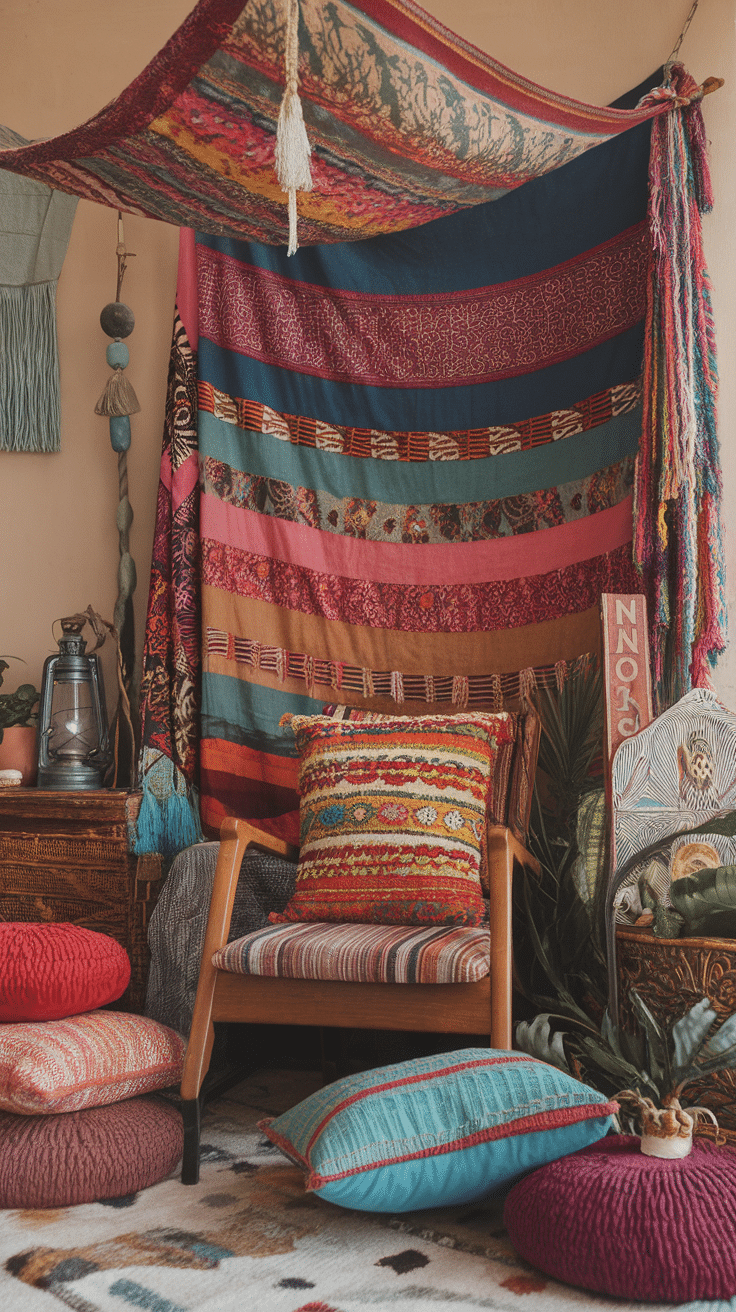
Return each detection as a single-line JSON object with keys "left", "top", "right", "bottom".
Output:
{"left": 180, "top": 711, "right": 540, "bottom": 1184}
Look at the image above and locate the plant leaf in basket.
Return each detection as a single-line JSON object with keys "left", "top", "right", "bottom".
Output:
{"left": 698, "top": 1012, "right": 736, "bottom": 1072}
{"left": 671, "top": 997, "right": 717, "bottom": 1072}
{"left": 629, "top": 988, "right": 669, "bottom": 1089}
{"left": 670, "top": 865, "right": 736, "bottom": 938}
{"left": 515, "top": 1014, "right": 569, "bottom": 1071}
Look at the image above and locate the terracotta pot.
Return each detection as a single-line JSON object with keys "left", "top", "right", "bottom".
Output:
{"left": 0, "top": 725, "right": 38, "bottom": 787}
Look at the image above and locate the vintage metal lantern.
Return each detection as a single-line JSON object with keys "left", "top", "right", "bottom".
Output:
{"left": 37, "top": 617, "right": 110, "bottom": 790}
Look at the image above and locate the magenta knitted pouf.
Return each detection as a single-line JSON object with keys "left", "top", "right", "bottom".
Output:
{"left": 503, "top": 1134, "right": 736, "bottom": 1303}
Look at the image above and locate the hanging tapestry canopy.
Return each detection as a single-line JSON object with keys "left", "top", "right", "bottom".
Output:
{"left": 0, "top": 0, "right": 712, "bottom": 248}
{"left": 0, "top": 0, "right": 723, "bottom": 846}
{"left": 134, "top": 88, "right": 683, "bottom": 849}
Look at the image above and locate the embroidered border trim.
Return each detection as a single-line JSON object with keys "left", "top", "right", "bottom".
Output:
{"left": 197, "top": 380, "right": 640, "bottom": 461}
{"left": 206, "top": 625, "right": 593, "bottom": 707}
{"left": 198, "top": 227, "right": 648, "bottom": 387}
{"left": 201, "top": 539, "right": 637, "bottom": 632}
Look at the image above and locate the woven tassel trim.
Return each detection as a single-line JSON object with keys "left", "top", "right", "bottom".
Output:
{"left": 275, "top": 0, "right": 313, "bottom": 256}
{"left": 133, "top": 748, "right": 203, "bottom": 857}
{"left": 95, "top": 369, "right": 141, "bottom": 417}
{"left": 205, "top": 626, "right": 588, "bottom": 708}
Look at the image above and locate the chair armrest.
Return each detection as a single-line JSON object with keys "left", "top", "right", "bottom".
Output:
{"left": 223, "top": 816, "right": 299, "bottom": 864}
{"left": 181, "top": 818, "right": 297, "bottom": 1101}
{"left": 205, "top": 818, "right": 298, "bottom": 956}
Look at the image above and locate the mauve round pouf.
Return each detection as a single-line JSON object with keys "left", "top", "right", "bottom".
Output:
{"left": 0, "top": 1095, "right": 183, "bottom": 1209}
{"left": 503, "top": 1134, "right": 736, "bottom": 1303}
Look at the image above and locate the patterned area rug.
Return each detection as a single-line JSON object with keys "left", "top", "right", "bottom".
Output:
{"left": 0, "top": 1069, "right": 717, "bottom": 1312}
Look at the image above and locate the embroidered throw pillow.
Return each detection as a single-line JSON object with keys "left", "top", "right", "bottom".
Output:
{"left": 272, "top": 712, "right": 515, "bottom": 926}
{"left": 0, "top": 922, "right": 131, "bottom": 1022}
{"left": 259, "top": 1048, "right": 618, "bottom": 1213}
{"left": 322, "top": 704, "right": 520, "bottom": 839}
{"left": 0, "top": 1011, "right": 185, "bottom": 1115}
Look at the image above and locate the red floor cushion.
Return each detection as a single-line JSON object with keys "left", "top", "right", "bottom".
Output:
{"left": 0, "top": 1095, "right": 183, "bottom": 1208}
{"left": 0, "top": 922, "right": 131, "bottom": 1021}
{"left": 503, "top": 1134, "right": 736, "bottom": 1302}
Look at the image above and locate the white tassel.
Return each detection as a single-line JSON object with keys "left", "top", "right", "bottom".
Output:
{"left": 275, "top": 0, "right": 313, "bottom": 256}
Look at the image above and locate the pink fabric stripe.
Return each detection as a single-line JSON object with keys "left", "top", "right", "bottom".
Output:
{"left": 159, "top": 450, "right": 199, "bottom": 513}
{"left": 177, "top": 227, "right": 199, "bottom": 351}
{"left": 201, "top": 493, "right": 633, "bottom": 586}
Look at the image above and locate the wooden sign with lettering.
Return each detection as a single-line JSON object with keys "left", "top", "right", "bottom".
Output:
{"left": 601, "top": 594, "right": 653, "bottom": 793}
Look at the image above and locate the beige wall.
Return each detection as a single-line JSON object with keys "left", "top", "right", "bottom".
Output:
{"left": 0, "top": 1, "right": 734, "bottom": 711}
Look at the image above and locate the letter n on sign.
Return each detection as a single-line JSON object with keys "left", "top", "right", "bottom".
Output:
{"left": 601, "top": 594, "right": 653, "bottom": 792}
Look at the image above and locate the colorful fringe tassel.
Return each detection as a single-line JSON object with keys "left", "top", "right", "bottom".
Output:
{"left": 133, "top": 747, "right": 203, "bottom": 856}
{"left": 634, "top": 63, "right": 726, "bottom": 708}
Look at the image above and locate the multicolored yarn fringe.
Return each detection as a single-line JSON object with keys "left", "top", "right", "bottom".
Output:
{"left": 635, "top": 63, "right": 725, "bottom": 708}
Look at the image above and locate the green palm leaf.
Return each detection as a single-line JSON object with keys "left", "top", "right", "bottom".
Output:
{"left": 671, "top": 997, "right": 716, "bottom": 1071}
{"left": 670, "top": 865, "right": 736, "bottom": 936}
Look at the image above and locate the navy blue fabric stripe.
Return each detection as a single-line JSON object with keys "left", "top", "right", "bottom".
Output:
{"left": 197, "top": 121, "right": 651, "bottom": 294}
{"left": 199, "top": 324, "right": 645, "bottom": 431}
{"left": 199, "top": 404, "right": 641, "bottom": 502}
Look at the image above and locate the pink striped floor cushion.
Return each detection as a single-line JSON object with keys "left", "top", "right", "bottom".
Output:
{"left": 0, "top": 1011, "right": 185, "bottom": 1115}
{"left": 212, "top": 922, "right": 490, "bottom": 983}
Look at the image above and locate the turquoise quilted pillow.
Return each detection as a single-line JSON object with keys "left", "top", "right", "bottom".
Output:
{"left": 259, "top": 1048, "right": 618, "bottom": 1212}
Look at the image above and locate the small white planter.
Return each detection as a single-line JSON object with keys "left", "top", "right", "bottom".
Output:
{"left": 616, "top": 1090, "right": 720, "bottom": 1158}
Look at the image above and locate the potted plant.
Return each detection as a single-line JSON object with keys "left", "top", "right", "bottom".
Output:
{"left": 0, "top": 658, "right": 40, "bottom": 786}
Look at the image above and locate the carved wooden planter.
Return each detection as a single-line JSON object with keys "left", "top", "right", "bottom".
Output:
{"left": 617, "top": 924, "right": 736, "bottom": 1141}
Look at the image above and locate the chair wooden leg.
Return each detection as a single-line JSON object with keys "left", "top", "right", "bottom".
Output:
{"left": 487, "top": 826, "right": 514, "bottom": 1050}
{"left": 181, "top": 1097, "right": 201, "bottom": 1185}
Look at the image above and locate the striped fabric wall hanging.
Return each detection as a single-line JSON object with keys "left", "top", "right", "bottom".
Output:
{"left": 0, "top": 1, "right": 718, "bottom": 850}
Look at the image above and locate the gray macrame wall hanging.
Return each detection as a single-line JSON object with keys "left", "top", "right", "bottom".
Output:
{"left": 0, "top": 125, "right": 77, "bottom": 452}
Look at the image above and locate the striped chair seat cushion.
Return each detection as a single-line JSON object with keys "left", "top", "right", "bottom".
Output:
{"left": 212, "top": 922, "right": 490, "bottom": 984}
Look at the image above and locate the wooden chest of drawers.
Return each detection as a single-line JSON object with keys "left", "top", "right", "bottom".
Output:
{"left": 0, "top": 789, "right": 162, "bottom": 1013}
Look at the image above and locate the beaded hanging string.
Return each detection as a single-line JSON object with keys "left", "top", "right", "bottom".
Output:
{"left": 94, "top": 213, "right": 141, "bottom": 786}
